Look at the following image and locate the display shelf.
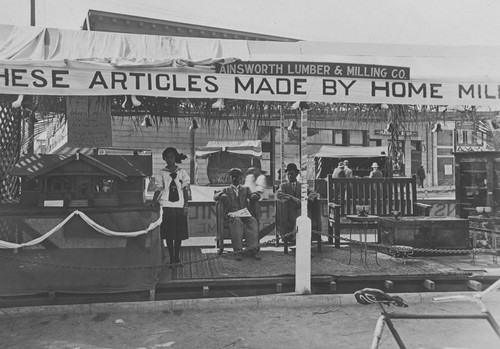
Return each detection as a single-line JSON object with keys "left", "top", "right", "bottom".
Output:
{"left": 454, "top": 151, "right": 500, "bottom": 218}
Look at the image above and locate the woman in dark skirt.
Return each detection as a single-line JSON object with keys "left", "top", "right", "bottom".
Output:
{"left": 152, "top": 147, "right": 190, "bottom": 265}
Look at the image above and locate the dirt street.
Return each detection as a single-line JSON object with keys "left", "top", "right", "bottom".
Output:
{"left": 1, "top": 294, "right": 500, "bottom": 349}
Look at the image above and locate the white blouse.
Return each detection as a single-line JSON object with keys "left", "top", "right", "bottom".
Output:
{"left": 155, "top": 167, "right": 190, "bottom": 208}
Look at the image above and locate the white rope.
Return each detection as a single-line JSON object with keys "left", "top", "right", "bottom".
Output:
{"left": 0, "top": 209, "right": 163, "bottom": 249}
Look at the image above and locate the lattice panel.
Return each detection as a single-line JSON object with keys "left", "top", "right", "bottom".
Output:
{"left": 0, "top": 217, "right": 23, "bottom": 244}
{"left": 0, "top": 102, "right": 21, "bottom": 201}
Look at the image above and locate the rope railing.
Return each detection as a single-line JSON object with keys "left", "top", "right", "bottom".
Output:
{"left": 0, "top": 227, "right": 491, "bottom": 272}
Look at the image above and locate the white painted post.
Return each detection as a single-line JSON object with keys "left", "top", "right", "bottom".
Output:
{"left": 295, "top": 107, "right": 311, "bottom": 294}
{"left": 280, "top": 106, "right": 285, "bottom": 184}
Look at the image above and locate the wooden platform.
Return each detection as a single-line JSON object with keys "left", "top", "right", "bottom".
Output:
{"left": 157, "top": 245, "right": 472, "bottom": 286}
{"left": 3, "top": 245, "right": 498, "bottom": 308}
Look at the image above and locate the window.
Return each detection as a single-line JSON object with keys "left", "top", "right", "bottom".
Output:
{"left": 47, "top": 177, "right": 73, "bottom": 192}
{"left": 308, "top": 129, "right": 332, "bottom": 143}
{"left": 437, "top": 130, "right": 453, "bottom": 146}
{"left": 456, "top": 129, "right": 484, "bottom": 146}
{"left": 95, "top": 178, "right": 115, "bottom": 193}
{"left": 349, "top": 130, "right": 364, "bottom": 146}
{"left": 334, "top": 130, "right": 346, "bottom": 145}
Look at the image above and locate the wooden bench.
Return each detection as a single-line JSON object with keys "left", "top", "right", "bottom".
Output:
{"left": 275, "top": 197, "right": 322, "bottom": 254}
{"left": 327, "top": 175, "right": 432, "bottom": 248}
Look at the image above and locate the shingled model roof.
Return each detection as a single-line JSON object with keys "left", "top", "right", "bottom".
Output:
{"left": 11, "top": 154, "right": 152, "bottom": 179}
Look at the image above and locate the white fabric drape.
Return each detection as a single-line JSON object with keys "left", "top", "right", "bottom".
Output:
{"left": 0, "top": 209, "right": 163, "bottom": 249}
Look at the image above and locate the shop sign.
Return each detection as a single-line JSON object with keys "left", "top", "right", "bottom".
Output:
{"left": 374, "top": 129, "right": 418, "bottom": 136}
{"left": 216, "top": 61, "right": 411, "bottom": 80}
{"left": 455, "top": 121, "right": 475, "bottom": 130}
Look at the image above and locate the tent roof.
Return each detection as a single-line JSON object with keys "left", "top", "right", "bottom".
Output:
{"left": 314, "top": 145, "right": 388, "bottom": 159}
{"left": 1, "top": 24, "right": 499, "bottom": 80}
{"left": 1, "top": 24, "right": 500, "bottom": 105}
{"left": 195, "top": 140, "right": 262, "bottom": 159}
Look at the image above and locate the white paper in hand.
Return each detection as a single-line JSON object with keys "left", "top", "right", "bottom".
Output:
{"left": 228, "top": 208, "right": 252, "bottom": 218}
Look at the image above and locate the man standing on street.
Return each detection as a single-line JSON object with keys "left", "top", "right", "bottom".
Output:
{"left": 343, "top": 160, "right": 353, "bottom": 178}
{"left": 417, "top": 164, "right": 426, "bottom": 188}
{"left": 369, "top": 162, "right": 383, "bottom": 178}
{"left": 332, "top": 161, "right": 346, "bottom": 178}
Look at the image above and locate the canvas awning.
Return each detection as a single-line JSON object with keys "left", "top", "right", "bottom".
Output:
{"left": 195, "top": 140, "right": 262, "bottom": 159}
{"left": 0, "top": 24, "right": 500, "bottom": 106}
{"left": 314, "top": 145, "right": 388, "bottom": 159}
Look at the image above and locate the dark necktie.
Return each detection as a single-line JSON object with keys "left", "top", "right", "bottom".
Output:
{"left": 169, "top": 173, "right": 179, "bottom": 202}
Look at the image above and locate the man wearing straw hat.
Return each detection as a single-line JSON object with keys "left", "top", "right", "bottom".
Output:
{"left": 369, "top": 162, "right": 383, "bottom": 178}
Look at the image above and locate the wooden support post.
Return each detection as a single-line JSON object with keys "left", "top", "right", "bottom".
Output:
{"left": 149, "top": 289, "right": 156, "bottom": 301}
{"left": 466, "top": 280, "right": 483, "bottom": 291}
{"left": 276, "top": 283, "right": 283, "bottom": 293}
{"left": 423, "top": 279, "right": 435, "bottom": 291}
{"left": 329, "top": 281, "right": 337, "bottom": 292}
{"left": 295, "top": 107, "right": 311, "bottom": 295}
{"left": 384, "top": 280, "right": 394, "bottom": 290}
{"left": 190, "top": 127, "right": 196, "bottom": 184}
{"left": 202, "top": 286, "right": 209, "bottom": 297}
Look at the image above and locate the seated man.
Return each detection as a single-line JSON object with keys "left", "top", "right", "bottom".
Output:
{"left": 213, "top": 168, "right": 261, "bottom": 261}
{"left": 276, "top": 163, "right": 320, "bottom": 244}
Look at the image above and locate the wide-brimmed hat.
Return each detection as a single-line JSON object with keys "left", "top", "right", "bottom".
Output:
{"left": 246, "top": 167, "right": 259, "bottom": 174}
{"left": 343, "top": 159, "right": 349, "bottom": 164}
{"left": 372, "top": 162, "right": 379, "bottom": 168}
{"left": 228, "top": 168, "right": 242, "bottom": 176}
{"left": 285, "top": 163, "right": 299, "bottom": 173}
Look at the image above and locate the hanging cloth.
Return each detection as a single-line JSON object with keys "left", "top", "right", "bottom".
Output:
{"left": 169, "top": 172, "right": 179, "bottom": 202}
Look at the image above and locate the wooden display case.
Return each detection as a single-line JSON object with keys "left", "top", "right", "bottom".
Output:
{"left": 454, "top": 151, "right": 500, "bottom": 218}
{"left": 378, "top": 216, "right": 470, "bottom": 254}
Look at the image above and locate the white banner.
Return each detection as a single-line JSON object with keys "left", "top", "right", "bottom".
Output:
{"left": 1, "top": 64, "right": 499, "bottom": 106}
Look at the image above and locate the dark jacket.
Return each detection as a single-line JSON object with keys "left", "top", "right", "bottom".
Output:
{"left": 214, "top": 185, "right": 259, "bottom": 213}
{"left": 417, "top": 166, "right": 426, "bottom": 179}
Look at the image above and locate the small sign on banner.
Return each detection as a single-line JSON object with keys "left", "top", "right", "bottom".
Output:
{"left": 67, "top": 96, "right": 112, "bottom": 148}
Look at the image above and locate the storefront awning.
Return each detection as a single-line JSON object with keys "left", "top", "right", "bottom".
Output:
{"left": 314, "top": 145, "right": 388, "bottom": 159}
{"left": 195, "top": 140, "right": 262, "bottom": 159}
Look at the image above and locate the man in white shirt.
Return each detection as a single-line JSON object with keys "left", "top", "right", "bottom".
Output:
{"left": 343, "top": 160, "right": 353, "bottom": 178}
